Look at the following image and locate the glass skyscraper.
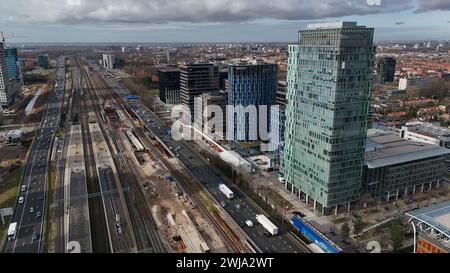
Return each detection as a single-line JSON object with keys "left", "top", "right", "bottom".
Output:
{"left": 283, "top": 22, "right": 375, "bottom": 215}
{"left": 227, "top": 60, "right": 277, "bottom": 142}
{"left": 5, "top": 48, "right": 19, "bottom": 79}
{"left": 377, "top": 57, "right": 396, "bottom": 84}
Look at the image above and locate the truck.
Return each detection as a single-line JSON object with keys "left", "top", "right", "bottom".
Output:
{"left": 218, "top": 183, "right": 234, "bottom": 199}
{"left": 7, "top": 222, "right": 18, "bottom": 241}
{"left": 255, "top": 214, "right": 278, "bottom": 236}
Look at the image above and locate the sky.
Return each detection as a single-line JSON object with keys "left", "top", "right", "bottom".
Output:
{"left": 0, "top": 0, "right": 449, "bottom": 43}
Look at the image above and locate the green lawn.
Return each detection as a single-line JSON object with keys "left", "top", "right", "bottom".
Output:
{"left": 0, "top": 167, "right": 23, "bottom": 243}
{"left": 43, "top": 164, "right": 57, "bottom": 253}
{"left": 0, "top": 167, "right": 23, "bottom": 208}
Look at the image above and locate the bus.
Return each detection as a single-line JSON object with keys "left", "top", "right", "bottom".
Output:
{"left": 7, "top": 222, "right": 18, "bottom": 241}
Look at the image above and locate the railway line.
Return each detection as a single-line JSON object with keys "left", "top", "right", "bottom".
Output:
{"left": 79, "top": 63, "right": 137, "bottom": 253}
{"left": 72, "top": 62, "right": 111, "bottom": 253}
{"left": 79, "top": 62, "right": 165, "bottom": 253}
{"left": 85, "top": 61, "right": 245, "bottom": 253}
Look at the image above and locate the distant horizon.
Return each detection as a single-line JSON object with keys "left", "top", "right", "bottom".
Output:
{"left": 7, "top": 39, "right": 450, "bottom": 46}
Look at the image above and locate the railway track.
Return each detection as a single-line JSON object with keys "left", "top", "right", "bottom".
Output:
{"left": 79, "top": 63, "right": 144, "bottom": 253}
{"left": 73, "top": 60, "right": 112, "bottom": 253}
{"left": 80, "top": 63, "right": 166, "bottom": 253}
{"left": 87, "top": 63, "right": 245, "bottom": 253}
{"left": 80, "top": 63, "right": 137, "bottom": 252}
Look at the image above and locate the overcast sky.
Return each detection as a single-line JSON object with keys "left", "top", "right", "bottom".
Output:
{"left": 1, "top": 0, "right": 449, "bottom": 43}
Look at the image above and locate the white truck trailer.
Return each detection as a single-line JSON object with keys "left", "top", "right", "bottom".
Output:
{"left": 256, "top": 214, "right": 278, "bottom": 235}
{"left": 218, "top": 183, "right": 234, "bottom": 199}
{"left": 7, "top": 222, "right": 18, "bottom": 240}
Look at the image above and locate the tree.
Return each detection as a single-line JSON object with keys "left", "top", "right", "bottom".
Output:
{"left": 390, "top": 219, "right": 405, "bottom": 253}
{"left": 341, "top": 222, "right": 350, "bottom": 241}
{"left": 143, "top": 77, "right": 152, "bottom": 86}
{"left": 353, "top": 217, "right": 364, "bottom": 236}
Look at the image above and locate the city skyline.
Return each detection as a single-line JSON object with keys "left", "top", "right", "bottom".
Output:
{"left": 0, "top": 0, "right": 449, "bottom": 43}
{"left": 1, "top": 1, "right": 450, "bottom": 257}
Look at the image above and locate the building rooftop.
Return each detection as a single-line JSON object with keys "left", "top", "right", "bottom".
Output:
{"left": 365, "top": 129, "right": 450, "bottom": 168}
{"left": 229, "top": 59, "right": 274, "bottom": 66}
{"left": 305, "top": 21, "right": 363, "bottom": 30}
{"left": 406, "top": 200, "right": 450, "bottom": 240}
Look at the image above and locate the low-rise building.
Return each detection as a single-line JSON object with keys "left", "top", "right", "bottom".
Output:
{"left": 398, "top": 73, "right": 450, "bottom": 90}
{"left": 400, "top": 121, "right": 450, "bottom": 148}
{"left": 363, "top": 129, "right": 450, "bottom": 202}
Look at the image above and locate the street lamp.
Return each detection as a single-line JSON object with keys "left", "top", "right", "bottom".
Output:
{"left": 408, "top": 219, "right": 416, "bottom": 253}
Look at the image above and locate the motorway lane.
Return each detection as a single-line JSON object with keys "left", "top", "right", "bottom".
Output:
{"left": 4, "top": 59, "right": 66, "bottom": 253}
{"left": 126, "top": 103, "right": 310, "bottom": 253}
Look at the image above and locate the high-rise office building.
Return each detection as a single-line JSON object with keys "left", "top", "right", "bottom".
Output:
{"left": 201, "top": 91, "right": 227, "bottom": 138}
{"left": 271, "top": 81, "right": 288, "bottom": 167}
{"left": 5, "top": 47, "right": 23, "bottom": 85}
{"left": 5, "top": 48, "right": 19, "bottom": 78}
{"left": 102, "top": 54, "right": 115, "bottom": 70}
{"left": 0, "top": 44, "right": 11, "bottom": 106}
{"left": 158, "top": 68, "right": 181, "bottom": 105}
{"left": 377, "top": 57, "right": 396, "bottom": 84}
{"left": 227, "top": 60, "right": 277, "bottom": 142}
{"left": 284, "top": 22, "right": 375, "bottom": 215}
{"left": 180, "top": 62, "right": 219, "bottom": 121}
{"left": 219, "top": 69, "right": 228, "bottom": 90}
{"left": 276, "top": 81, "right": 287, "bottom": 106}
{"left": 38, "top": 54, "right": 49, "bottom": 69}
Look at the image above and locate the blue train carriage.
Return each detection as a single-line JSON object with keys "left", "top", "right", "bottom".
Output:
{"left": 291, "top": 215, "right": 342, "bottom": 253}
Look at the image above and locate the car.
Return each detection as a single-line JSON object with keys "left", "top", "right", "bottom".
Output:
{"left": 29, "top": 206, "right": 34, "bottom": 214}
{"left": 21, "top": 185, "right": 27, "bottom": 192}
{"left": 31, "top": 230, "right": 38, "bottom": 241}
{"left": 18, "top": 196, "right": 24, "bottom": 204}
{"left": 35, "top": 211, "right": 41, "bottom": 218}
{"left": 235, "top": 203, "right": 241, "bottom": 210}
{"left": 38, "top": 195, "right": 44, "bottom": 201}
{"left": 245, "top": 220, "right": 253, "bottom": 227}
{"left": 278, "top": 177, "right": 286, "bottom": 183}
{"left": 220, "top": 201, "right": 226, "bottom": 207}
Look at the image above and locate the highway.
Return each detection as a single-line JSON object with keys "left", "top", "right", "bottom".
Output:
{"left": 100, "top": 67, "right": 311, "bottom": 253}
{"left": 3, "top": 57, "right": 66, "bottom": 253}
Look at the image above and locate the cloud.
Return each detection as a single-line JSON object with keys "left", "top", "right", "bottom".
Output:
{"left": 415, "top": 0, "right": 450, "bottom": 12}
{"left": 0, "top": 0, "right": 416, "bottom": 25}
